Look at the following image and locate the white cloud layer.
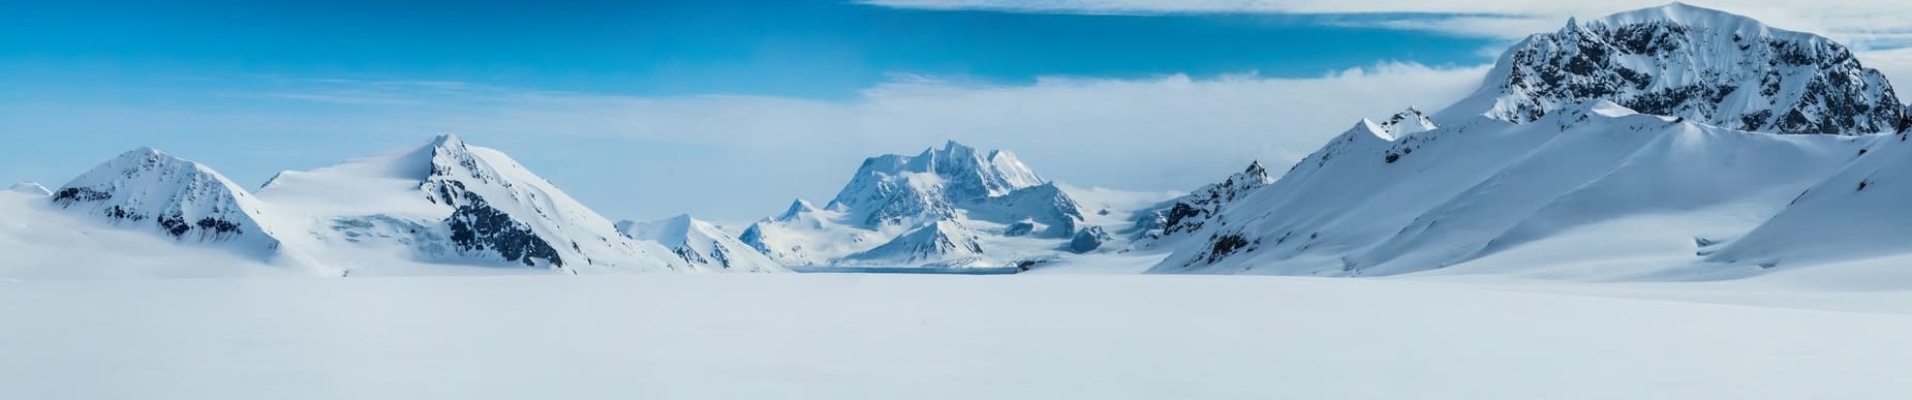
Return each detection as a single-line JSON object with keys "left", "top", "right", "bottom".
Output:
{"left": 859, "top": 0, "right": 1912, "bottom": 48}
{"left": 0, "top": 64, "right": 1489, "bottom": 222}
{"left": 374, "top": 64, "right": 1489, "bottom": 221}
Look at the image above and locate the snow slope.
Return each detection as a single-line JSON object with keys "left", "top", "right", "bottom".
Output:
{"left": 0, "top": 191, "right": 306, "bottom": 279}
{"left": 4, "top": 274, "right": 1910, "bottom": 399}
{"left": 619, "top": 215, "right": 787, "bottom": 273}
{"left": 255, "top": 135, "right": 693, "bottom": 275}
{"left": 1153, "top": 3, "right": 1907, "bottom": 277}
{"left": 44, "top": 147, "right": 324, "bottom": 271}
{"left": 1706, "top": 130, "right": 1912, "bottom": 268}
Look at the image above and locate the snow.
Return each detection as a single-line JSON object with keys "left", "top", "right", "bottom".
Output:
{"left": 619, "top": 215, "right": 788, "bottom": 273}
{"left": 743, "top": 141, "right": 1174, "bottom": 268}
{"left": 3, "top": 273, "right": 1909, "bottom": 399}
{"left": 1439, "top": 3, "right": 1904, "bottom": 135}
{"left": 1151, "top": 4, "right": 1912, "bottom": 277}
{"left": 7, "top": 181, "right": 50, "bottom": 196}
{"left": 0, "top": 192, "right": 303, "bottom": 279}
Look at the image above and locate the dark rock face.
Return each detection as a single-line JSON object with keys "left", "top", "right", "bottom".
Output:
{"left": 50, "top": 152, "right": 256, "bottom": 243}
{"left": 1003, "top": 221, "right": 1037, "bottom": 237}
{"left": 50, "top": 187, "right": 111, "bottom": 205}
{"left": 1202, "top": 233, "right": 1256, "bottom": 264}
{"left": 1483, "top": 6, "right": 1904, "bottom": 135}
{"left": 445, "top": 191, "right": 563, "bottom": 267}
{"left": 1147, "top": 161, "right": 1275, "bottom": 240}
{"left": 826, "top": 142, "right": 1080, "bottom": 232}
{"left": 1070, "top": 226, "right": 1111, "bottom": 253}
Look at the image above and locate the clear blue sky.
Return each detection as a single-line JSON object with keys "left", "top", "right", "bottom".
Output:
{"left": 0, "top": 0, "right": 1504, "bottom": 221}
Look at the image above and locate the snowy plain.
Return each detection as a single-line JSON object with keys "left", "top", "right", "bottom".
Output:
{"left": 5, "top": 272, "right": 1912, "bottom": 400}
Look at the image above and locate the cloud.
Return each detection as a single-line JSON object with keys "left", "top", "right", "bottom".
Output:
{"left": 395, "top": 64, "right": 1488, "bottom": 221}
{"left": 2, "top": 64, "right": 1488, "bottom": 222}
{"left": 857, "top": 0, "right": 1912, "bottom": 47}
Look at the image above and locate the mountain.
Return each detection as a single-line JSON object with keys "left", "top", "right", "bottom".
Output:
{"left": 1134, "top": 161, "right": 1275, "bottom": 245}
{"left": 47, "top": 148, "right": 311, "bottom": 265}
{"left": 619, "top": 215, "right": 787, "bottom": 273}
{"left": 825, "top": 141, "right": 1075, "bottom": 231}
{"left": 1149, "top": 3, "right": 1897, "bottom": 277}
{"left": 1441, "top": 2, "right": 1905, "bottom": 135}
{"left": 7, "top": 182, "right": 50, "bottom": 196}
{"left": 741, "top": 141, "right": 1165, "bottom": 267}
{"left": 1705, "top": 131, "right": 1912, "bottom": 268}
{"left": 254, "top": 135, "right": 693, "bottom": 275}
{"left": 837, "top": 220, "right": 986, "bottom": 266}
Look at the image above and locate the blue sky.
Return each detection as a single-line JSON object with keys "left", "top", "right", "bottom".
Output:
{"left": 0, "top": 0, "right": 1492, "bottom": 97}
{"left": 4, "top": 0, "right": 1910, "bottom": 221}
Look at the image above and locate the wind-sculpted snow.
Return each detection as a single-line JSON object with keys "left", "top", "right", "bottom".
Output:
{"left": 1444, "top": 2, "right": 1906, "bottom": 135}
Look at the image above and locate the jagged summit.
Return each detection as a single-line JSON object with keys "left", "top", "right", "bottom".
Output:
{"left": 620, "top": 215, "right": 786, "bottom": 273}
{"left": 742, "top": 141, "right": 1105, "bottom": 268}
{"left": 1441, "top": 2, "right": 1904, "bottom": 135}
{"left": 828, "top": 141, "right": 1046, "bottom": 214}
{"left": 1138, "top": 160, "right": 1277, "bottom": 243}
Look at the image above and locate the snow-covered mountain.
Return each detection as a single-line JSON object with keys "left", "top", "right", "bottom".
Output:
{"left": 1149, "top": 3, "right": 1902, "bottom": 277}
{"left": 255, "top": 135, "right": 693, "bottom": 275}
{"left": 1135, "top": 161, "right": 1274, "bottom": 245}
{"left": 1705, "top": 130, "right": 1912, "bottom": 268}
{"left": 1441, "top": 2, "right": 1905, "bottom": 135}
{"left": 46, "top": 148, "right": 316, "bottom": 267}
{"left": 619, "top": 215, "right": 787, "bottom": 273}
{"left": 8, "top": 181, "right": 50, "bottom": 196}
{"left": 742, "top": 141, "right": 1169, "bottom": 267}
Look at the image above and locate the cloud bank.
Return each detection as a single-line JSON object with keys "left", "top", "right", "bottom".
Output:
{"left": 858, "top": 0, "right": 1912, "bottom": 48}
{"left": 1, "top": 64, "right": 1490, "bottom": 222}
{"left": 350, "top": 64, "right": 1490, "bottom": 221}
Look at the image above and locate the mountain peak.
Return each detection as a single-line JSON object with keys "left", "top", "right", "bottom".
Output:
{"left": 829, "top": 142, "right": 1049, "bottom": 219}
{"left": 7, "top": 181, "right": 51, "bottom": 196}
{"left": 621, "top": 213, "right": 787, "bottom": 272}
{"left": 51, "top": 147, "right": 285, "bottom": 250}
{"left": 1244, "top": 160, "right": 1267, "bottom": 175}
{"left": 1444, "top": 3, "right": 1904, "bottom": 135}
{"left": 429, "top": 134, "right": 465, "bottom": 149}
{"left": 776, "top": 199, "right": 821, "bottom": 221}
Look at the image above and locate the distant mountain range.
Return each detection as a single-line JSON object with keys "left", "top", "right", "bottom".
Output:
{"left": 7, "top": 3, "right": 1912, "bottom": 279}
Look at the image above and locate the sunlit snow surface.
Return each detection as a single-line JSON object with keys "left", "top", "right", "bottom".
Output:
{"left": 4, "top": 272, "right": 1911, "bottom": 399}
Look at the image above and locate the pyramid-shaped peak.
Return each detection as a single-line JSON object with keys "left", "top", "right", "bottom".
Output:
{"left": 777, "top": 199, "right": 821, "bottom": 220}
{"left": 1243, "top": 160, "right": 1269, "bottom": 176}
